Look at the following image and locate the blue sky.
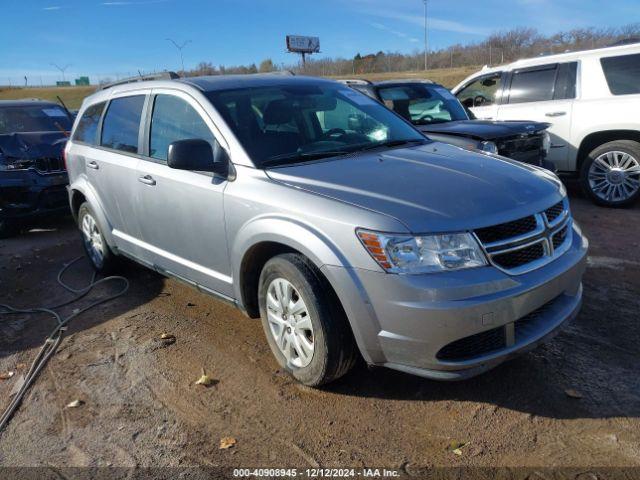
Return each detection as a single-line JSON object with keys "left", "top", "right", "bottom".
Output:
{"left": 1, "top": 0, "right": 639, "bottom": 83}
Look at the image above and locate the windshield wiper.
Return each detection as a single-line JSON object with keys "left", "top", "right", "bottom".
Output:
{"left": 261, "top": 150, "right": 352, "bottom": 167}
{"left": 357, "top": 139, "right": 427, "bottom": 152}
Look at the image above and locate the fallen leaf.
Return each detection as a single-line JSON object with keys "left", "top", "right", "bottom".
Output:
{"left": 219, "top": 437, "right": 237, "bottom": 449}
{"left": 15, "top": 363, "right": 27, "bottom": 370}
{"left": 0, "top": 371, "right": 15, "bottom": 380}
{"left": 449, "top": 440, "right": 468, "bottom": 456}
{"left": 160, "top": 333, "right": 175, "bottom": 340}
{"left": 452, "top": 448, "right": 463, "bottom": 456}
{"left": 195, "top": 368, "right": 215, "bottom": 387}
{"left": 66, "top": 399, "right": 85, "bottom": 408}
{"left": 565, "top": 389, "right": 583, "bottom": 399}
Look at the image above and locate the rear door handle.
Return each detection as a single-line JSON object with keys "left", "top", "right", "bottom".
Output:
{"left": 138, "top": 175, "right": 156, "bottom": 186}
{"left": 545, "top": 111, "right": 566, "bottom": 117}
{"left": 87, "top": 161, "right": 99, "bottom": 170}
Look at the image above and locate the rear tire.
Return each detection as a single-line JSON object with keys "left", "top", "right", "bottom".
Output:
{"left": 580, "top": 140, "right": 640, "bottom": 207}
{"left": 258, "top": 253, "right": 358, "bottom": 386}
{"left": 77, "top": 202, "right": 119, "bottom": 274}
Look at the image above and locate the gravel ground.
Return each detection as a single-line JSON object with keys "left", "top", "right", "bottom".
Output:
{"left": 0, "top": 185, "right": 639, "bottom": 477}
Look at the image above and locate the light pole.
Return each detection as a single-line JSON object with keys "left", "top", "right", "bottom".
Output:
{"left": 50, "top": 63, "right": 71, "bottom": 82}
{"left": 166, "top": 38, "right": 192, "bottom": 73}
{"left": 423, "top": 0, "right": 428, "bottom": 71}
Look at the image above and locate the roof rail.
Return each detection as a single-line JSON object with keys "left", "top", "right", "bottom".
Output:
{"left": 336, "top": 79, "right": 373, "bottom": 85}
{"left": 98, "top": 71, "right": 180, "bottom": 90}
{"left": 262, "top": 70, "right": 296, "bottom": 76}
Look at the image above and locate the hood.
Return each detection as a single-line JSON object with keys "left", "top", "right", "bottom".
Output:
{"left": 265, "top": 143, "right": 563, "bottom": 233}
{"left": 0, "top": 132, "right": 68, "bottom": 160}
{"left": 417, "top": 120, "right": 549, "bottom": 141}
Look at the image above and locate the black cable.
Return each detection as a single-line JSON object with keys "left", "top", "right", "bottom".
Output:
{"left": 0, "top": 256, "right": 129, "bottom": 433}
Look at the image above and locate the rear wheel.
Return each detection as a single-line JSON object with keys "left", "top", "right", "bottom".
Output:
{"left": 258, "top": 253, "right": 358, "bottom": 386}
{"left": 580, "top": 140, "right": 640, "bottom": 207}
{"left": 78, "top": 202, "right": 118, "bottom": 274}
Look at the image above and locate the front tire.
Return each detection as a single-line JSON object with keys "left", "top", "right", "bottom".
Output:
{"left": 78, "top": 202, "right": 118, "bottom": 274}
{"left": 258, "top": 253, "right": 358, "bottom": 386}
{"left": 580, "top": 140, "right": 640, "bottom": 207}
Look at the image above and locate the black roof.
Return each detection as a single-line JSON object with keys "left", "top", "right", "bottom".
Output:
{"left": 178, "top": 74, "right": 339, "bottom": 92}
{"left": 0, "top": 99, "right": 60, "bottom": 108}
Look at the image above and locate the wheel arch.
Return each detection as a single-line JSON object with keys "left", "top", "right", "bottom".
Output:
{"left": 576, "top": 130, "right": 640, "bottom": 172}
{"left": 68, "top": 180, "right": 116, "bottom": 247}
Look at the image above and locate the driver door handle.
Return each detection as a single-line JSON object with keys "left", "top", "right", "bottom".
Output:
{"left": 138, "top": 175, "right": 156, "bottom": 186}
{"left": 87, "top": 161, "right": 99, "bottom": 170}
{"left": 545, "top": 111, "right": 566, "bottom": 117}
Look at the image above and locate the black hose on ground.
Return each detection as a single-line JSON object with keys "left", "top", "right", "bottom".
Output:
{"left": 0, "top": 256, "right": 129, "bottom": 433}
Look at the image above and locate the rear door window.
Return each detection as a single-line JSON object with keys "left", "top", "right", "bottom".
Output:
{"left": 601, "top": 53, "right": 640, "bottom": 95}
{"left": 508, "top": 65, "right": 557, "bottom": 104}
{"left": 101, "top": 95, "right": 145, "bottom": 154}
{"left": 553, "top": 62, "right": 578, "bottom": 100}
{"left": 149, "top": 94, "right": 217, "bottom": 161}
{"left": 73, "top": 102, "right": 105, "bottom": 144}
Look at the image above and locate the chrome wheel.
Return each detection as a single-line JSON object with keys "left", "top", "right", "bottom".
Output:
{"left": 81, "top": 212, "right": 105, "bottom": 268}
{"left": 588, "top": 150, "right": 640, "bottom": 203}
{"left": 265, "top": 278, "right": 314, "bottom": 368}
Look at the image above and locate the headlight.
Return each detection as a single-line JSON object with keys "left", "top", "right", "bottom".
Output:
{"left": 542, "top": 131, "right": 551, "bottom": 154}
{"left": 357, "top": 230, "right": 487, "bottom": 274}
{"left": 479, "top": 140, "right": 498, "bottom": 154}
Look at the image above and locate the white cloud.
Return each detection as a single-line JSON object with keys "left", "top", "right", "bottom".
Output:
{"left": 368, "top": 21, "right": 420, "bottom": 44}
{"left": 43, "top": 6, "right": 63, "bottom": 10}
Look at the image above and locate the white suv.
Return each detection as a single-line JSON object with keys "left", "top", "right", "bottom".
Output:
{"left": 453, "top": 43, "right": 640, "bottom": 207}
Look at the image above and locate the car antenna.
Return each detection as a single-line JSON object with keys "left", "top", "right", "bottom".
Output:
{"left": 56, "top": 95, "right": 73, "bottom": 121}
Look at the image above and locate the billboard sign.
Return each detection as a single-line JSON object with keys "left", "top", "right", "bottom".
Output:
{"left": 286, "top": 35, "right": 320, "bottom": 54}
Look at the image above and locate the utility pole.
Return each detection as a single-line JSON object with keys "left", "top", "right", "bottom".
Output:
{"left": 166, "top": 38, "right": 192, "bottom": 72}
{"left": 50, "top": 63, "right": 71, "bottom": 82}
{"left": 423, "top": 0, "right": 428, "bottom": 71}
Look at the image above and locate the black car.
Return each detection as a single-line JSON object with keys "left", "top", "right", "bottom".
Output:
{"left": 340, "top": 79, "right": 554, "bottom": 170}
{"left": 0, "top": 99, "right": 73, "bottom": 238}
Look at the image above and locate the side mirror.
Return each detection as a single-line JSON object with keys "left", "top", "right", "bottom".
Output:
{"left": 167, "top": 139, "right": 231, "bottom": 178}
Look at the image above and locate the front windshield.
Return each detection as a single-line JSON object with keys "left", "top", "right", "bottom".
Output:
{"left": 206, "top": 83, "right": 427, "bottom": 167}
{"left": 377, "top": 84, "right": 468, "bottom": 125}
{"left": 0, "top": 105, "right": 72, "bottom": 134}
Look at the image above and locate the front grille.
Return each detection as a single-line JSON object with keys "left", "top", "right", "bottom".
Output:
{"left": 473, "top": 200, "right": 571, "bottom": 274}
{"left": 436, "top": 325, "right": 506, "bottom": 361}
{"left": 34, "top": 156, "right": 65, "bottom": 173}
{"left": 552, "top": 225, "right": 569, "bottom": 249}
{"left": 436, "top": 295, "right": 562, "bottom": 362}
{"left": 475, "top": 215, "right": 537, "bottom": 244}
{"left": 492, "top": 242, "right": 545, "bottom": 269}
{"left": 545, "top": 201, "right": 564, "bottom": 223}
{"left": 498, "top": 133, "right": 544, "bottom": 166}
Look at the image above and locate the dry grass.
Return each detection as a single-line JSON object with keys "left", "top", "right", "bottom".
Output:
{"left": 330, "top": 66, "right": 481, "bottom": 88}
{"left": 0, "top": 86, "right": 96, "bottom": 110}
{"left": 0, "top": 66, "right": 480, "bottom": 110}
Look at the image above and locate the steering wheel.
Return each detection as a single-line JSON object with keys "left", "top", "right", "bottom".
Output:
{"left": 473, "top": 95, "right": 489, "bottom": 107}
{"left": 322, "top": 128, "right": 347, "bottom": 139}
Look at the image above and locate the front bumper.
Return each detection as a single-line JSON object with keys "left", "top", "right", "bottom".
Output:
{"left": 323, "top": 225, "right": 588, "bottom": 380}
{"left": 0, "top": 168, "right": 70, "bottom": 222}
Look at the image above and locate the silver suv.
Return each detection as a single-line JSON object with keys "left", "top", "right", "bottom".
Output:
{"left": 66, "top": 74, "right": 588, "bottom": 386}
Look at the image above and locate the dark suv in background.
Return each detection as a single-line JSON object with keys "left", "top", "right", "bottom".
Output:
{"left": 0, "top": 99, "right": 72, "bottom": 238}
{"left": 340, "top": 79, "right": 554, "bottom": 170}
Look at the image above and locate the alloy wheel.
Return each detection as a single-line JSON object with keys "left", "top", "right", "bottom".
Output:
{"left": 265, "top": 278, "right": 315, "bottom": 368}
{"left": 81, "top": 212, "right": 105, "bottom": 268}
{"left": 588, "top": 150, "right": 640, "bottom": 203}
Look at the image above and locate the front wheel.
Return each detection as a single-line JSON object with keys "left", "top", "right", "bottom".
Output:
{"left": 258, "top": 253, "right": 358, "bottom": 386}
{"left": 580, "top": 140, "right": 640, "bottom": 207}
{"left": 78, "top": 202, "right": 118, "bottom": 274}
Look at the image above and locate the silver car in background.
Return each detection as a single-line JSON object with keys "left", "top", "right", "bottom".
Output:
{"left": 65, "top": 74, "right": 588, "bottom": 386}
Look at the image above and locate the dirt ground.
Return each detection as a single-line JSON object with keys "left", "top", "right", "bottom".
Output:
{"left": 0, "top": 183, "right": 639, "bottom": 476}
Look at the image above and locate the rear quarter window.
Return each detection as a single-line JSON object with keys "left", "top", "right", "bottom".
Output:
{"left": 601, "top": 53, "right": 640, "bottom": 95}
{"left": 72, "top": 102, "right": 105, "bottom": 144}
{"left": 100, "top": 95, "right": 146, "bottom": 153}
